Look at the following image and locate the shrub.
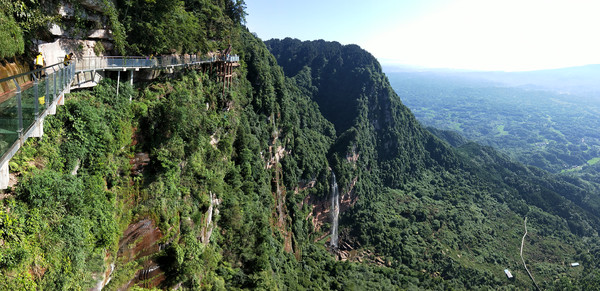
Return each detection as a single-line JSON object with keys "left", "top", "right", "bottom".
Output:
{"left": 0, "top": 9, "right": 24, "bottom": 59}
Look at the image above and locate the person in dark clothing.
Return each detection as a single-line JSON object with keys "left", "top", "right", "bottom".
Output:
{"left": 63, "top": 52, "right": 73, "bottom": 66}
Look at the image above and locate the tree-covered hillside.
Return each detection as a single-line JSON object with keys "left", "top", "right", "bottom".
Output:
{"left": 0, "top": 0, "right": 246, "bottom": 59}
{"left": 2, "top": 1, "right": 600, "bottom": 289}
{"left": 266, "top": 38, "right": 600, "bottom": 289}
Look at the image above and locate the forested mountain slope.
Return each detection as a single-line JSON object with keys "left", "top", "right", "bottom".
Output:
{"left": 266, "top": 38, "right": 600, "bottom": 289}
{"left": 2, "top": 1, "right": 600, "bottom": 289}
{"left": 266, "top": 38, "right": 443, "bottom": 188}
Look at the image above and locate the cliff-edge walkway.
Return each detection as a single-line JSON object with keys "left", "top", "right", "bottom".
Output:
{"left": 0, "top": 54, "right": 239, "bottom": 189}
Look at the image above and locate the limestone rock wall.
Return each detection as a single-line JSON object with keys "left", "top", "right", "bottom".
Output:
{"left": 37, "top": 1, "right": 114, "bottom": 67}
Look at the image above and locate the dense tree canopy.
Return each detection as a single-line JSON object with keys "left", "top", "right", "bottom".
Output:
{"left": 1, "top": 2, "right": 600, "bottom": 289}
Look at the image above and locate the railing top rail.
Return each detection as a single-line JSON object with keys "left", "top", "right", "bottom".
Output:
{"left": 79, "top": 56, "right": 162, "bottom": 59}
{"left": 75, "top": 55, "right": 235, "bottom": 61}
{"left": 0, "top": 62, "right": 65, "bottom": 84}
{"left": 1, "top": 53, "right": 241, "bottom": 84}
{"left": 76, "top": 55, "right": 209, "bottom": 59}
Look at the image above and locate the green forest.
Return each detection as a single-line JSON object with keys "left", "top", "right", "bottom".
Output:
{"left": 1, "top": 1, "right": 600, "bottom": 290}
{"left": 388, "top": 72, "right": 600, "bottom": 177}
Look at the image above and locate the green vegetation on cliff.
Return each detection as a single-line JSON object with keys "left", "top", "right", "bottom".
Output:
{"left": 0, "top": 9, "right": 24, "bottom": 59}
{"left": 0, "top": 81, "right": 135, "bottom": 290}
{"left": 266, "top": 38, "right": 600, "bottom": 289}
{"left": 0, "top": 0, "right": 245, "bottom": 58}
{"left": 2, "top": 2, "right": 600, "bottom": 289}
{"left": 115, "top": 0, "right": 246, "bottom": 55}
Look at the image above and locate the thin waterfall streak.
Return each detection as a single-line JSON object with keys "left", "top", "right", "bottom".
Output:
{"left": 331, "top": 172, "right": 340, "bottom": 247}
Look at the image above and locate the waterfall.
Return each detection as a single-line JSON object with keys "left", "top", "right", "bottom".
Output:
{"left": 330, "top": 172, "right": 340, "bottom": 247}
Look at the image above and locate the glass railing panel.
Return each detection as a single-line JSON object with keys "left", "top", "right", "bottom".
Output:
{"left": 0, "top": 79, "right": 21, "bottom": 156}
{"left": 20, "top": 74, "right": 37, "bottom": 134}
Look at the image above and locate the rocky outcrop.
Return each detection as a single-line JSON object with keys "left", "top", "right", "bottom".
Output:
{"left": 294, "top": 179, "right": 316, "bottom": 194}
{"left": 130, "top": 152, "right": 150, "bottom": 176}
{"left": 38, "top": 38, "right": 109, "bottom": 65}
{"left": 0, "top": 59, "right": 32, "bottom": 96}
{"left": 112, "top": 219, "right": 167, "bottom": 290}
{"left": 336, "top": 246, "right": 390, "bottom": 267}
{"left": 301, "top": 175, "right": 358, "bottom": 234}
{"left": 346, "top": 145, "right": 359, "bottom": 164}
{"left": 37, "top": 1, "right": 113, "bottom": 69}
{"left": 80, "top": 0, "right": 105, "bottom": 12}
{"left": 201, "top": 192, "right": 220, "bottom": 244}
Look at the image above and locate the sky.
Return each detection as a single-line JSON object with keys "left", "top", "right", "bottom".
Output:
{"left": 245, "top": 0, "right": 600, "bottom": 71}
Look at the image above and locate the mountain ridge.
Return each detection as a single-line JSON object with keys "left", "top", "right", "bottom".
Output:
{"left": 2, "top": 3, "right": 600, "bottom": 288}
{"left": 384, "top": 63, "right": 600, "bottom": 97}
{"left": 266, "top": 37, "right": 600, "bottom": 289}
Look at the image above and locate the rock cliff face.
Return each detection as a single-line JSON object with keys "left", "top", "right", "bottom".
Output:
{"left": 6, "top": 1, "right": 600, "bottom": 287}
{"left": 0, "top": 59, "right": 31, "bottom": 95}
{"left": 38, "top": 1, "right": 113, "bottom": 66}
{"left": 0, "top": 2, "right": 114, "bottom": 94}
{"left": 301, "top": 175, "right": 357, "bottom": 235}
{"left": 113, "top": 219, "right": 166, "bottom": 290}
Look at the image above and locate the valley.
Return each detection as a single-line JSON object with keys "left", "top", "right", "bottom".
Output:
{"left": 2, "top": 1, "right": 600, "bottom": 289}
{"left": 387, "top": 70, "right": 600, "bottom": 175}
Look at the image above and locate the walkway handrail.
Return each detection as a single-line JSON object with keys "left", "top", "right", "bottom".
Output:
{"left": 0, "top": 62, "right": 66, "bottom": 85}
{"left": 0, "top": 61, "right": 75, "bottom": 169}
{"left": 74, "top": 54, "right": 238, "bottom": 73}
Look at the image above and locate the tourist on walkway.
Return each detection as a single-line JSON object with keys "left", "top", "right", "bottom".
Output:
{"left": 34, "top": 52, "right": 45, "bottom": 78}
{"left": 63, "top": 53, "right": 73, "bottom": 66}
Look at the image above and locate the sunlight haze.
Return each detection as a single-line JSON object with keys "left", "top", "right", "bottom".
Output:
{"left": 246, "top": 0, "right": 600, "bottom": 71}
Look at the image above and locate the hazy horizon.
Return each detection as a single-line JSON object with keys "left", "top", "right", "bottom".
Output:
{"left": 246, "top": 0, "right": 600, "bottom": 72}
